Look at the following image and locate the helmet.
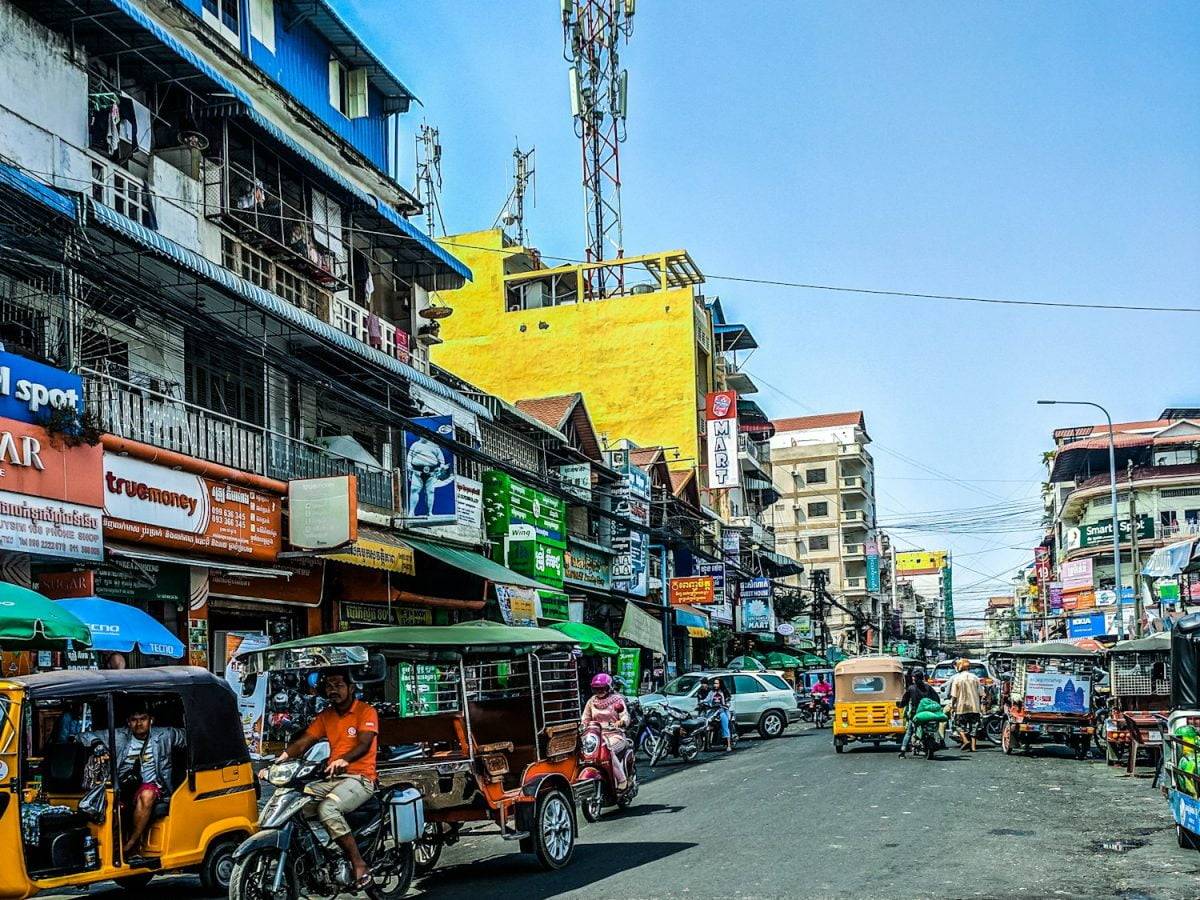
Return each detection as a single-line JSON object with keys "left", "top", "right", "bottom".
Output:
{"left": 590, "top": 673, "right": 613, "bottom": 690}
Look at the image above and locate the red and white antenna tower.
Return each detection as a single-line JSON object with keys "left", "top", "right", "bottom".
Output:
{"left": 563, "top": 0, "right": 634, "bottom": 298}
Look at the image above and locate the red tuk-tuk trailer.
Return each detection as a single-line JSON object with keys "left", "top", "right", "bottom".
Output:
{"left": 1001, "top": 640, "right": 1099, "bottom": 760}
{"left": 1101, "top": 632, "right": 1170, "bottom": 770}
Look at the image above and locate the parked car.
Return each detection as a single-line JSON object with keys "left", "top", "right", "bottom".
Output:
{"left": 639, "top": 670, "right": 801, "bottom": 739}
{"left": 929, "top": 659, "right": 993, "bottom": 695}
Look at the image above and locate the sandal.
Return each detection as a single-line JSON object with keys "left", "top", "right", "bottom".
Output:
{"left": 354, "top": 873, "right": 373, "bottom": 890}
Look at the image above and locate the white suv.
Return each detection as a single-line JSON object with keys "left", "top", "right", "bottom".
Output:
{"left": 639, "top": 670, "right": 801, "bottom": 738}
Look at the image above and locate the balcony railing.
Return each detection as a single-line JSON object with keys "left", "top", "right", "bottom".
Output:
{"left": 840, "top": 475, "right": 865, "bottom": 492}
{"left": 842, "top": 509, "right": 867, "bottom": 526}
{"left": 729, "top": 515, "right": 775, "bottom": 551}
{"left": 331, "top": 297, "right": 425, "bottom": 373}
{"left": 844, "top": 576, "right": 867, "bottom": 592}
{"left": 737, "top": 433, "right": 769, "bottom": 467}
{"left": 843, "top": 543, "right": 865, "bottom": 559}
{"left": 84, "top": 370, "right": 396, "bottom": 510}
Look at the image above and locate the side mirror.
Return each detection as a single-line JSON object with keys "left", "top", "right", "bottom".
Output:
{"left": 352, "top": 653, "right": 388, "bottom": 685}
{"left": 241, "top": 673, "right": 258, "bottom": 697}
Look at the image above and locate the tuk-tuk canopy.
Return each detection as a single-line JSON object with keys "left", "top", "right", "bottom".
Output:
{"left": 833, "top": 656, "right": 906, "bottom": 701}
{"left": 999, "top": 640, "right": 1100, "bottom": 658}
{"left": 243, "top": 621, "right": 579, "bottom": 672}
{"left": 1108, "top": 633, "right": 1170, "bottom": 655}
{"left": 1, "top": 666, "right": 248, "bottom": 772}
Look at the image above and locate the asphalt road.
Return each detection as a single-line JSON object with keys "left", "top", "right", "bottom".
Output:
{"left": 38, "top": 726, "right": 1200, "bottom": 899}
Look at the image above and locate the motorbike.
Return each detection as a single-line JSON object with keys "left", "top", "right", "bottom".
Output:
{"left": 698, "top": 700, "right": 739, "bottom": 751}
{"left": 645, "top": 703, "right": 707, "bottom": 765}
{"left": 229, "top": 747, "right": 419, "bottom": 900}
{"left": 910, "top": 720, "right": 945, "bottom": 760}
{"left": 578, "top": 722, "right": 639, "bottom": 821}
{"left": 804, "top": 695, "right": 831, "bottom": 729}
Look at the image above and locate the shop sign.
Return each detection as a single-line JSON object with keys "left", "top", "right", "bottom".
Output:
{"left": 740, "top": 577, "right": 773, "bottom": 633}
{"left": 506, "top": 530, "right": 565, "bottom": 588}
{"left": 187, "top": 618, "right": 208, "bottom": 668}
{"left": 409, "top": 476, "right": 484, "bottom": 546}
{"left": 103, "top": 454, "right": 281, "bottom": 561}
{"left": 1160, "top": 582, "right": 1182, "bottom": 603}
{"left": 668, "top": 575, "right": 714, "bottom": 607}
{"left": 34, "top": 569, "right": 95, "bottom": 599}
{"left": 1067, "top": 612, "right": 1106, "bottom": 639}
{"left": 696, "top": 560, "right": 732, "bottom": 623}
{"left": 616, "top": 647, "right": 641, "bottom": 696}
{"left": 403, "top": 415, "right": 456, "bottom": 525}
{"left": 704, "top": 390, "right": 739, "bottom": 490}
{"left": 0, "top": 351, "right": 83, "bottom": 425}
{"left": 537, "top": 589, "right": 570, "bottom": 623}
{"left": 790, "top": 615, "right": 813, "bottom": 640}
{"left": 1060, "top": 558, "right": 1094, "bottom": 592}
{"left": 557, "top": 463, "right": 592, "bottom": 500}
{"left": 495, "top": 584, "right": 541, "bottom": 627}
{"left": 210, "top": 557, "right": 325, "bottom": 608}
{"left": 865, "top": 538, "right": 880, "bottom": 592}
{"left": 896, "top": 551, "right": 947, "bottom": 576}
{"left": 339, "top": 602, "right": 432, "bottom": 628}
{"left": 721, "top": 529, "right": 741, "bottom": 564}
{"left": 93, "top": 558, "right": 190, "bottom": 605}
{"left": 1024, "top": 671, "right": 1089, "bottom": 714}
{"left": 397, "top": 662, "right": 442, "bottom": 717}
{"left": 0, "top": 490, "right": 104, "bottom": 562}
{"left": 619, "top": 600, "right": 665, "bottom": 655}
{"left": 1066, "top": 515, "right": 1155, "bottom": 551}
{"left": 483, "top": 471, "right": 566, "bottom": 546}
{"left": 288, "top": 476, "right": 357, "bottom": 550}
{"left": 565, "top": 542, "right": 612, "bottom": 590}
{"left": 223, "top": 632, "right": 269, "bottom": 755}
{"left": 324, "top": 532, "right": 416, "bottom": 574}
{"left": 612, "top": 463, "right": 650, "bottom": 597}
{"left": 1096, "top": 589, "right": 1117, "bottom": 607}
{"left": 1048, "top": 582, "right": 1064, "bottom": 613}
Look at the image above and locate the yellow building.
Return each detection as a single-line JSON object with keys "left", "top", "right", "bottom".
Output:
{"left": 431, "top": 229, "right": 716, "bottom": 474}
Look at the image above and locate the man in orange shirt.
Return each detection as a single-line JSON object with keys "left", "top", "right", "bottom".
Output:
{"left": 273, "top": 670, "right": 379, "bottom": 887}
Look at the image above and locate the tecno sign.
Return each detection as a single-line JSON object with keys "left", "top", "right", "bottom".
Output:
{"left": 0, "top": 351, "right": 84, "bottom": 424}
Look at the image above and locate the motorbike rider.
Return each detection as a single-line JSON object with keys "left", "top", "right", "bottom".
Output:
{"left": 707, "top": 677, "right": 734, "bottom": 752}
{"left": 896, "top": 669, "right": 940, "bottom": 759}
{"left": 266, "top": 670, "right": 379, "bottom": 889}
{"left": 811, "top": 673, "right": 833, "bottom": 711}
{"left": 582, "top": 673, "right": 632, "bottom": 789}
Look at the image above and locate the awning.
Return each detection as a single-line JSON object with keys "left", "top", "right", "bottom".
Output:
{"left": 674, "top": 606, "right": 710, "bottom": 630}
{"left": 106, "top": 543, "right": 289, "bottom": 579}
{"left": 759, "top": 550, "right": 805, "bottom": 577}
{"left": 714, "top": 322, "right": 758, "bottom": 352}
{"left": 400, "top": 535, "right": 544, "bottom": 590}
{"left": 1143, "top": 538, "right": 1200, "bottom": 578}
{"left": 619, "top": 600, "right": 666, "bottom": 655}
{"left": 322, "top": 527, "right": 416, "bottom": 574}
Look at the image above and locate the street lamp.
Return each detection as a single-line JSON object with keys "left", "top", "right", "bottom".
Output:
{"left": 1038, "top": 400, "right": 1125, "bottom": 637}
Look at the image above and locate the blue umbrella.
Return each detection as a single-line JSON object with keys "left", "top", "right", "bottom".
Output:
{"left": 56, "top": 596, "right": 185, "bottom": 658}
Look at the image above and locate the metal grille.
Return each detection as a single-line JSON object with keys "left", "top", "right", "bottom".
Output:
{"left": 466, "top": 658, "right": 533, "bottom": 701}
{"left": 1110, "top": 652, "right": 1170, "bottom": 696}
{"left": 533, "top": 652, "right": 581, "bottom": 730}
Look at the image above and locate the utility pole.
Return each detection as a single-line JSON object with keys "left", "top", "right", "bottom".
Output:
{"left": 562, "top": 0, "right": 633, "bottom": 298}
{"left": 1129, "top": 460, "right": 1143, "bottom": 637}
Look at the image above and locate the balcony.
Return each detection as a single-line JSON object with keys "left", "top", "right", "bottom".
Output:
{"left": 85, "top": 371, "right": 397, "bottom": 511}
{"left": 729, "top": 516, "right": 776, "bottom": 552}
{"left": 841, "top": 509, "right": 867, "bottom": 529}
{"left": 737, "top": 433, "right": 771, "bottom": 477}
{"left": 331, "top": 297, "right": 425, "bottom": 373}
{"left": 843, "top": 543, "right": 866, "bottom": 560}
{"left": 505, "top": 248, "right": 703, "bottom": 305}
{"left": 840, "top": 475, "right": 866, "bottom": 495}
{"left": 844, "top": 576, "right": 868, "bottom": 595}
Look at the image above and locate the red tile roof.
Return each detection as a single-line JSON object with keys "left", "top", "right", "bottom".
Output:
{"left": 629, "top": 447, "right": 665, "bottom": 468}
{"left": 669, "top": 470, "right": 693, "bottom": 495}
{"left": 773, "top": 411, "right": 865, "bottom": 433}
{"left": 514, "top": 394, "right": 580, "bottom": 431}
{"left": 1052, "top": 419, "right": 1169, "bottom": 439}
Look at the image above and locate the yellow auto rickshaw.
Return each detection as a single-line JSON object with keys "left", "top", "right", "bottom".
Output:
{"left": 832, "top": 656, "right": 907, "bottom": 753}
{"left": 0, "top": 667, "right": 257, "bottom": 898}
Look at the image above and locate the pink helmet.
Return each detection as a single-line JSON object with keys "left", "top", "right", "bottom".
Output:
{"left": 591, "top": 672, "right": 613, "bottom": 690}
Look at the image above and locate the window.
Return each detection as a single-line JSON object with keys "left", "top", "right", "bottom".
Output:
{"left": 662, "top": 676, "right": 701, "bottom": 697}
{"left": 760, "top": 674, "right": 791, "bottom": 692}
{"left": 851, "top": 676, "right": 886, "bottom": 694}
{"left": 810, "top": 535, "right": 830, "bottom": 551}
{"left": 248, "top": 0, "right": 275, "bottom": 51}
{"left": 1162, "top": 511, "right": 1180, "bottom": 532}
{"left": 91, "top": 162, "right": 154, "bottom": 227}
{"left": 329, "top": 59, "right": 369, "bottom": 119}
{"left": 730, "top": 675, "right": 765, "bottom": 694}
{"left": 807, "top": 501, "right": 828, "bottom": 517}
{"left": 806, "top": 468, "right": 827, "bottom": 484}
{"left": 1155, "top": 448, "right": 1200, "bottom": 467}
{"left": 202, "top": 0, "right": 241, "bottom": 45}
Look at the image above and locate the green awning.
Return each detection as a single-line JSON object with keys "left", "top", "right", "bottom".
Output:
{"left": 548, "top": 622, "right": 619, "bottom": 656}
{"left": 0, "top": 583, "right": 92, "bottom": 650}
{"left": 400, "top": 535, "right": 544, "bottom": 590}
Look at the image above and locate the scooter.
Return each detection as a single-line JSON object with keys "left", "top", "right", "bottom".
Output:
{"left": 698, "top": 700, "right": 739, "bottom": 751}
{"left": 645, "top": 703, "right": 707, "bottom": 765}
{"left": 578, "top": 722, "right": 639, "bottom": 821}
{"left": 910, "top": 720, "right": 946, "bottom": 760}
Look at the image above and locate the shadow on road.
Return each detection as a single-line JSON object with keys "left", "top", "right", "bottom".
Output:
{"left": 603, "top": 802, "right": 686, "bottom": 817}
{"left": 412, "top": 840, "right": 697, "bottom": 899}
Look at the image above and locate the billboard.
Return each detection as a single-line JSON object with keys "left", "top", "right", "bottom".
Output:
{"left": 1065, "top": 515, "right": 1155, "bottom": 551}
{"left": 1060, "top": 558, "right": 1094, "bottom": 592}
{"left": 669, "top": 575, "right": 715, "bottom": 607}
{"left": 612, "top": 463, "right": 650, "bottom": 597}
{"left": 865, "top": 538, "right": 880, "bottom": 592}
{"left": 0, "top": 351, "right": 83, "bottom": 426}
{"left": 705, "top": 390, "right": 739, "bottom": 490}
{"left": 1024, "top": 672, "right": 1090, "bottom": 714}
{"left": 895, "top": 550, "right": 947, "bottom": 576}
{"left": 403, "top": 415, "right": 456, "bottom": 525}
{"left": 740, "top": 577, "right": 773, "bottom": 632}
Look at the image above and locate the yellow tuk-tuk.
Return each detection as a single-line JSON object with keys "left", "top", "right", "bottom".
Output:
{"left": 0, "top": 667, "right": 257, "bottom": 899}
{"left": 833, "top": 657, "right": 907, "bottom": 753}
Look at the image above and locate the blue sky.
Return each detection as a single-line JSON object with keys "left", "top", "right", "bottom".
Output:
{"left": 339, "top": 1, "right": 1200, "bottom": 624}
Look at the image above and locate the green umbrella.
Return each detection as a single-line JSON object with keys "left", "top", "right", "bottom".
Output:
{"left": 764, "top": 651, "right": 804, "bottom": 669}
{"left": 0, "top": 582, "right": 92, "bottom": 649}
{"left": 795, "top": 652, "right": 827, "bottom": 668}
{"left": 547, "top": 621, "right": 619, "bottom": 656}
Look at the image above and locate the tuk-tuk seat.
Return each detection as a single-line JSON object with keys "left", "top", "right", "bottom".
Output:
{"left": 379, "top": 713, "right": 468, "bottom": 757}
{"left": 44, "top": 742, "right": 86, "bottom": 793}
{"left": 474, "top": 741, "right": 515, "bottom": 754}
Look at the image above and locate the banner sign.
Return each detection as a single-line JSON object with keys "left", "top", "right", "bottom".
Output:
{"left": 1049, "top": 582, "right": 1064, "bottom": 613}
{"left": 620, "top": 600, "right": 665, "bottom": 654}
{"left": 537, "top": 589, "right": 570, "bottom": 622}
{"left": 565, "top": 543, "right": 612, "bottom": 590}
{"left": 103, "top": 453, "right": 281, "bottom": 561}
{"left": 696, "top": 560, "right": 732, "bottom": 623}
{"left": 210, "top": 557, "right": 325, "bottom": 608}
{"left": 1060, "top": 558, "right": 1095, "bottom": 592}
{"left": 224, "top": 632, "right": 269, "bottom": 756}
{"left": 404, "top": 415, "right": 456, "bottom": 525}
{"left": 340, "top": 602, "right": 432, "bottom": 628}
{"left": 865, "top": 538, "right": 880, "bottom": 592}
{"left": 0, "top": 352, "right": 83, "bottom": 425}
{"left": 616, "top": 647, "right": 642, "bottom": 696}
{"left": 740, "top": 577, "right": 773, "bottom": 632}
{"left": 1066, "top": 515, "right": 1155, "bottom": 551}
{"left": 409, "top": 476, "right": 485, "bottom": 546}
{"left": 1024, "top": 671, "right": 1090, "bottom": 714}
{"left": 704, "top": 390, "right": 740, "bottom": 490}
{"left": 612, "top": 463, "right": 650, "bottom": 597}
{"left": 495, "top": 584, "right": 541, "bottom": 627}
{"left": 288, "top": 476, "right": 357, "bottom": 550}
{"left": 896, "top": 550, "right": 947, "bottom": 576}
{"left": 1067, "top": 612, "right": 1106, "bottom": 638}
{"left": 669, "top": 575, "right": 715, "bottom": 607}
{"left": 722, "top": 529, "right": 741, "bottom": 564}
{"left": 506, "top": 528, "right": 566, "bottom": 588}
{"left": 483, "top": 470, "right": 566, "bottom": 546}
{"left": 557, "top": 463, "right": 592, "bottom": 500}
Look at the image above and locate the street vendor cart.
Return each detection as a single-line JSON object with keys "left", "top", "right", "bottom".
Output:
{"left": 1000, "top": 640, "right": 1099, "bottom": 759}
{"left": 240, "top": 623, "right": 600, "bottom": 881}
{"left": 1100, "top": 633, "right": 1170, "bottom": 771}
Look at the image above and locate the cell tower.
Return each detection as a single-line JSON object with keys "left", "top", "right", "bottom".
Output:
{"left": 415, "top": 122, "right": 445, "bottom": 236}
{"left": 494, "top": 142, "right": 536, "bottom": 246}
{"left": 562, "top": 0, "right": 634, "bottom": 298}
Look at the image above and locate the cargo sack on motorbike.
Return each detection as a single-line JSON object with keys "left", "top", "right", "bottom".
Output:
{"left": 910, "top": 697, "right": 948, "bottom": 724}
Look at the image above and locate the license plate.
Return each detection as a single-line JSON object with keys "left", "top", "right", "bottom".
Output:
{"left": 1148, "top": 732, "right": 1163, "bottom": 743}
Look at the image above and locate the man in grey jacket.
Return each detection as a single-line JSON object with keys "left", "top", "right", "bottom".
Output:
{"left": 80, "top": 704, "right": 185, "bottom": 857}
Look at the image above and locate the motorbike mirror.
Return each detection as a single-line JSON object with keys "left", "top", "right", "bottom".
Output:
{"left": 241, "top": 673, "right": 258, "bottom": 697}
{"left": 351, "top": 653, "right": 388, "bottom": 684}
{"left": 303, "top": 741, "right": 331, "bottom": 763}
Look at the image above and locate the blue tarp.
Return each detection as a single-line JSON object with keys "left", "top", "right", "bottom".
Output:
{"left": 1144, "top": 538, "right": 1200, "bottom": 578}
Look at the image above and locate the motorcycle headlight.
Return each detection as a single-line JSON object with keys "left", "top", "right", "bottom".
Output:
{"left": 581, "top": 732, "right": 601, "bottom": 756}
{"left": 268, "top": 760, "right": 300, "bottom": 786}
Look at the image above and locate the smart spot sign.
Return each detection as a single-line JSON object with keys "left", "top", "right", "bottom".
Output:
{"left": 0, "top": 351, "right": 83, "bottom": 425}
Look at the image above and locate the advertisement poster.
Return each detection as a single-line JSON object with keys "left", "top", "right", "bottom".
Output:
{"left": 398, "top": 663, "right": 442, "bottom": 717}
{"left": 403, "top": 415, "right": 456, "bottom": 525}
{"left": 1067, "top": 612, "right": 1106, "bottom": 639}
{"left": 103, "top": 454, "right": 281, "bottom": 561}
{"left": 495, "top": 584, "right": 541, "bottom": 627}
{"left": 1024, "top": 671, "right": 1090, "bottom": 714}
{"left": 1060, "top": 558, "right": 1095, "bottom": 592}
{"left": 1066, "top": 515, "right": 1155, "bottom": 551}
{"left": 565, "top": 543, "right": 612, "bottom": 590}
{"left": 616, "top": 647, "right": 642, "bottom": 696}
{"left": 721, "top": 530, "right": 741, "bottom": 564}
{"left": 557, "top": 463, "right": 592, "bottom": 500}
{"left": 696, "top": 561, "right": 732, "bottom": 623}
{"left": 1048, "top": 582, "right": 1064, "bottom": 613}
{"left": 669, "top": 575, "right": 715, "bottom": 607}
{"left": 612, "top": 463, "right": 650, "bottom": 597}
{"left": 187, "top": 618, "right": 208, "bottom": 668}
{"left": 865, "top": 538, "right": 880, "bottom": 592}
{"left": 0, "top": 351, "right": 83, "bottom": 425}
{"left": 740, "top": 577, "right": 773, "bottom": 633}
{"left": 223, "top": 632, "right": 269, "bottom": 755}
{"left": 704, "top": 390, "right": 740, "bottom": 490}
{"left": 410, "top": 476, "right": 484, "bottom": 545}
{"left": 288, "top": 476, "right": 357, "bottom": 550}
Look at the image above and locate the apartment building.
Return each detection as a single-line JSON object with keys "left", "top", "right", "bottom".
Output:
{"left": 767, "top": 411, "right": 880, "bottom": 650}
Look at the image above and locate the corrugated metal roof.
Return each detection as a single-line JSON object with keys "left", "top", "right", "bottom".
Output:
{"left": 0, "top": 164, "right": 77, "bottom": 220}
{"left": 714, "top": 322, "right": 758, "bottom": 351}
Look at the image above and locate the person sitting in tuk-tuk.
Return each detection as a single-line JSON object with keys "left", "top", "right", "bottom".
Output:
{"left": 270, "top": 669, "right": 380, "bottom": 890}
{"left": 78, "top": 703, "right": 185, "bottom": 859}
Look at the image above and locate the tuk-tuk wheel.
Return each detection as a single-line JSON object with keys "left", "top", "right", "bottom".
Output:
{"left": 834, "top": 738, "right": 845, "bottom": 754}
{"left": 1001, "top": 722, "right": 1016, "bottom": 755}
{"left": 532, "top": 788, "right": 576, "bottom": 870}
{"left": 1073, "top": 738, "right": 1090, "bottom": 761}
{"left": 1178, "top": 825, "right": 1199, "bottom": 850}
{"left": 114, "top": 873, "right": 155, "bottom": 892}
{"left": 199, "top": 837, "right": 239, "bottom": 892}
